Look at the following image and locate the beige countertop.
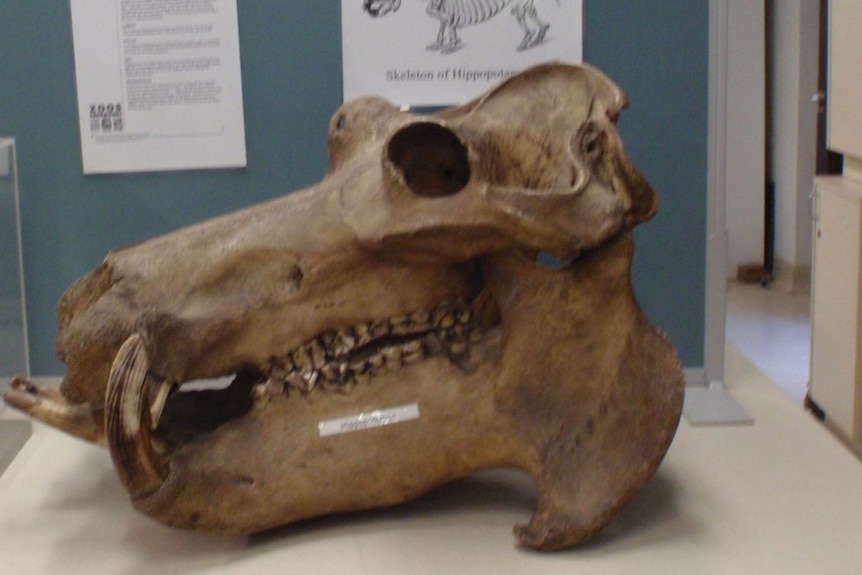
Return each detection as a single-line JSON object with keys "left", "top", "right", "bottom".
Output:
{"left": 1, "top": 346, "right": 861, "bottom": 574}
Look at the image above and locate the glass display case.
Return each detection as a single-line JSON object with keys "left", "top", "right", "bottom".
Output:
{"left": 0, "top": 138, "right": 29, "bottom": 386}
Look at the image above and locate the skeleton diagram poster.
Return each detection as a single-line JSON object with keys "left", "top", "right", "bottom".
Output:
{"left": 70, "top": 0, "right": 247, "bottom": 174}
{"left": 342, "top": 0, "right": 583, "bottom": 106}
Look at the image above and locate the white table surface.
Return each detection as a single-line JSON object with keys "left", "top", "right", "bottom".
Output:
{"left": 2, "top": 347, "right": 861, "bottom": 575}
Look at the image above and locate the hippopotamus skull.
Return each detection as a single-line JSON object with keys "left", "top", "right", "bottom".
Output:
{"left": 5, "top": 63, "right": 683, "bottom": 551}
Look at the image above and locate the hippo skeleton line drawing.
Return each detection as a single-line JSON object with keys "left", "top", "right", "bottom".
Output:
{"left": 5, "top": 63, "right": 683, "bottom": 551}
{"left": 363, "top": 0, "right": 554, "bottom": 53}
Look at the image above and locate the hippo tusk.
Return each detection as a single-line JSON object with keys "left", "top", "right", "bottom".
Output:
{"left": 105, "top": 333, "right": 167, "bottom": 499}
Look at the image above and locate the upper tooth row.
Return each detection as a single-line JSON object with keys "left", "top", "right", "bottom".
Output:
{"left": 259, "top": 299, "right": 478, "bottom": 396}
{"left": 258, "top": 325, "right": 481, "bottom": 399}
{"left": 275, "top": 299, "right": 472, "bottom": 372}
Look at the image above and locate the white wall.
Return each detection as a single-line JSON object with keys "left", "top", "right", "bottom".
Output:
{"left": 769, "top": 0, "right": 818, "bottom": 288}
{"left": 829, "top": 0, "right": 862, "bottom": 164}
{"left": 725, "top": 0, "right": 766, "bottom": 278}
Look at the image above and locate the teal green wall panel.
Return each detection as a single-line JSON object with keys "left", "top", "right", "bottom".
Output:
{"left": 584, "top": 1, "right": 709, "bottom": 370}
{"left": 1, "top": 2, "right": 707, "bottom": 375}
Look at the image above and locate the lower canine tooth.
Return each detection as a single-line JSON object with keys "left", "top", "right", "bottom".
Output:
{"left": 105, "top": 333, "right": 167, "bottom": 498}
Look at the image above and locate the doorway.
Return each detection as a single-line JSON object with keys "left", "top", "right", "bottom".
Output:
{"left": 721, "top": 0, "right": 826, "bottom": 404}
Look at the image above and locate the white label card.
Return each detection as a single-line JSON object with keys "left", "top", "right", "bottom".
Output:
{"left": 318, "top": 404, "right": 421, "bottom": 438}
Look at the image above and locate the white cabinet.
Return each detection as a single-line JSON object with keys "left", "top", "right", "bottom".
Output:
{"left": 810, "top": 176, "right": 862, "bottom": 449}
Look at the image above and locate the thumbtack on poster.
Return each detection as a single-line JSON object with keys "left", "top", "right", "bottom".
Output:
{"left": 69, "top": 0, "right": 247, "bottom": 174}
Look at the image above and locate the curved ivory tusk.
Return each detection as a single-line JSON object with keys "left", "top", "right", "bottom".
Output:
{"left": 106, "top": 333, "right": 166, "bottom": 499}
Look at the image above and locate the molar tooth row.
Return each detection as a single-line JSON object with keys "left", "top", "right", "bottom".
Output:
{"left": 278, "top": 328, "right": 483, "bottom": 394}
{"left": 267, "top": 298, "right": 481, "bottom": 394}
{"left": 276, "top": 337, "right": 430, "bottom": 394}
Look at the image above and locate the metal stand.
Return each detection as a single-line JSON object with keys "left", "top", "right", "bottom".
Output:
{"left": 683, "top": 381, "right": 754, "bottom": 426}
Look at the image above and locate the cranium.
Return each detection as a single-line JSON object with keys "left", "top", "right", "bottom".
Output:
{"left": 5, "top": 63, "right": 683, "bottom": 551}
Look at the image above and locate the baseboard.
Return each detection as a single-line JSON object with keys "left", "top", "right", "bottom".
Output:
{"left": 771, "top": 259, "right": 810, "bottom": 294}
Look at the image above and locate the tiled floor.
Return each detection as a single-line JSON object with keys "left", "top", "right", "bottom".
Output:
{"left": 725, "top": 281, "right": 811, "bottom": 404}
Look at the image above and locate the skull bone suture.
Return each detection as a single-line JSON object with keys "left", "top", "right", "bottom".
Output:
{"left": 5, "top": 63, "right": 683, "bottom": 551}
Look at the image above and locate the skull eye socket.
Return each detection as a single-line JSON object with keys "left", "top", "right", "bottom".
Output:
{"left": 387, "top": 122, "right": 471, "bottom": 198}
{"left": 578, "top": 121, "right": 605, "bottom": 163}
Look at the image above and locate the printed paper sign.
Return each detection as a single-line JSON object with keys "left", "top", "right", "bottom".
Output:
{"left": 342, "top": 0, "right": 583, "bottom": 106}
{"left": 70, "top": 0, "right": 247, "bottom": 173}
